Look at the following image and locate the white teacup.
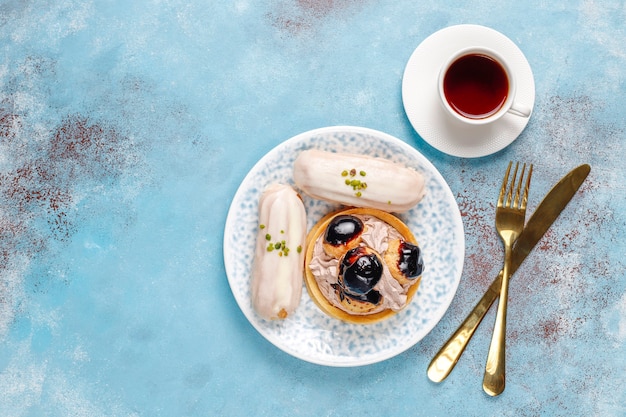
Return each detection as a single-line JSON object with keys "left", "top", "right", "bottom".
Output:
{"left": 438, "top": 47, "right": 531, "bottom": 125}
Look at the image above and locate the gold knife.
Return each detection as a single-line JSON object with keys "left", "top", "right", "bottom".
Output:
{"left": 427, "top": 164, "right": 591, "bottom": 383}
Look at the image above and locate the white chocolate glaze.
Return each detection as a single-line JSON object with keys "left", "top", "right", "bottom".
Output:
{"left": 251, "top": 184, "right": 306, "bottom": 320}
{"left": 293, "top": 149, "right": 426, "bottom": 213}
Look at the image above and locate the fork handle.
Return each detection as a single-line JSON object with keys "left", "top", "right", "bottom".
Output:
{"left": 427, "top": 273, "right": 502, "bottom": 383}
{"left": 482, "top": 246, "right": 513, "bottom": 396}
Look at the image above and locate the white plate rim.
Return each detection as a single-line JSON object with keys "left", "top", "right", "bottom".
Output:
{"left": 223, "top": 126, "right": 465, "bottom": 366}
{"left": 402, "top": 24, "right": 536, "bottom": 158}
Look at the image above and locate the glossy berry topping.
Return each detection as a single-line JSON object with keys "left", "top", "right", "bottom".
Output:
{"left": 340, "top": 287, "right": 381, "bottom": 305}
{"left": 339, "top": 247, "right": 383, "bottom": 295}
{"left": 397, "top": 241, "right": 424, "bottom": 279}
{"left": 324, "top": 215, "right": 364, "bottom": 246}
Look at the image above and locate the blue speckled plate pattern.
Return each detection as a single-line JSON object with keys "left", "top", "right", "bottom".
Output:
{"left": 223, "top": 126, "right": 464, "bottom": 366}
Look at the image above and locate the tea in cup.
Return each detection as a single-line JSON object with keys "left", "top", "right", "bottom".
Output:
{"left": 438, "top": 47, "right": 530, "bottom": 125}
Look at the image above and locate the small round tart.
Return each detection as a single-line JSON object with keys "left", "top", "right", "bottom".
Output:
{"left": 304, "top": 207, "right": 424, "bottom": 325}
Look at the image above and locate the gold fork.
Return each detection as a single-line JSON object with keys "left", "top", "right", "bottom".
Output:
{"left": 483, "top": 161, "right": 532, "bottom": 396}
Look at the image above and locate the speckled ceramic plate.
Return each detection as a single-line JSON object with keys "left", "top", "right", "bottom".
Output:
{"left": 223, "top": 126, "right": 464, "bottom": 366}
{"left": 402, "top": 24, "right": 535, "bottom": 158}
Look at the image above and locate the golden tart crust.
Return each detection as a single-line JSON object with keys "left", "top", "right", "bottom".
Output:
{"left": 304, "top": 207, "right": 422, "bottom": 325}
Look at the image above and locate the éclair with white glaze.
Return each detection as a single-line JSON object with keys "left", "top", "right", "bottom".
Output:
{"left": 251, "top": 184, "right": 306, "bottom": 320}
{"left": 293, "top": 149, "right": 426, "bottom": 213}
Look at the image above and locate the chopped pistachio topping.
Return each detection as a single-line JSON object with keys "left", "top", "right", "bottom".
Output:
{"left": 264, "top": 235, "right": 299, "bottom": 257}
{"left": 265, "top": 233, "right": 271, "bottom": 241}
{"left": 259, "top": 224, "right": 266, "bottom": 229}
{"left": 341, "top": 167, "right": 368, "bottom": 197}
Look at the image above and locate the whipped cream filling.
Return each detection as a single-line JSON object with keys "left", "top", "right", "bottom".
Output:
{"left": 308, "top": 214, "right": 411, "bottom": 315}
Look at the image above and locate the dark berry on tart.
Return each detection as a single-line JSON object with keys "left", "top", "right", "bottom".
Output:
{"left": 338, "top": 246, "right": 382, "bottom": 295}
{"left": 397, "top": 241, "right": 424, "bottom": 278}
{"left": 322, "top": 214, "right": 364, "bottom": 258}
{"left": 325, "top": 214, "right": 364, "bottom": 245}
{"left": 385, "top": 239, "right": 424, "bottom": 286}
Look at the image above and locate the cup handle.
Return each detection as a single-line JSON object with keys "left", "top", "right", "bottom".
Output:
{"left": 507, "top": 102, "right": 531, "bottom": 118}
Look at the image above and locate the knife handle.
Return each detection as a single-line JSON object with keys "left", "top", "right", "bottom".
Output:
{"left": 427, "top": 233, "right": 532, "bottom": 383}
{"left": 427, "top": 273, "right": 502, "bottom": 383}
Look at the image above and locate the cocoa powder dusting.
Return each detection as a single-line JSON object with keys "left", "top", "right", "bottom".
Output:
{"left": 456, "top": 190, "right": 498, "bottom": 289}
{"left": 267, "top": 0, "right": 368, "bottom": 36}
{"left": 0, "top": 111, "right": 136, "bottom": 278}
{"left": 297, "top": 0, "right": 342, "bottom": 16}
{"left": 1, "top": 111, "right": 21, "bottom": 141}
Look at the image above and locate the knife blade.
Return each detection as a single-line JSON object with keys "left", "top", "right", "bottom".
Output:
{"left": 427, "top": 164, "right": 591, "bottom": 383}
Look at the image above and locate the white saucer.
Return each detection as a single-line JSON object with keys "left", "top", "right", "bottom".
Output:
{"left": 402, "top": 24, "right": 535, "bottom": 158}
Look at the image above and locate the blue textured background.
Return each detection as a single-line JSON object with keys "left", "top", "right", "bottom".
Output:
{"left": 1, "top": 1, "right": 625, "bottom": 416}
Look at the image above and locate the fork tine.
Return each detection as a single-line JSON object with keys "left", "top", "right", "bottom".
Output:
{"left": 498, "top": 161, "right": 513, "bottom": 208}
{"left": 513, "top": 163, "right": 526, "bottom": 209}
{"left": 520, "top": 164, "right": 533, "bottom": 210}
{"left": 506, "top": 162, "right": 519, "bottom": 208}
